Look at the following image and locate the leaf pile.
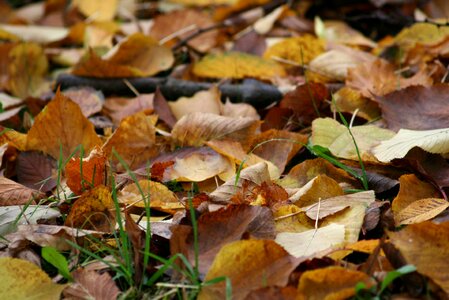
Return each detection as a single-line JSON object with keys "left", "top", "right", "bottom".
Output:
{"left": 2, "top": 0, "right": 449, "bottom": 299}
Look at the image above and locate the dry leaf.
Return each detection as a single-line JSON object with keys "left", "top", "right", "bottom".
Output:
{"left": 26, "top": 90, "right": 102, "bottom": 161}
{"left": 72, "top": 0, "right": 118, "bottom": 22}
{"left": 171, "top": 112, "right": 260, "bottom": 149}
{"left": 394, "top": 23, "right": 449, "bottom": 50}
{"left": 168, "top": 86, "right": 222, "bottom": 120}
{"left": 332, "top": 87, "right": 381, "bottom": 121}
{"left": 311, "top": 117, "right": 395, "bottom": 162}
{"left": 0, "top": 24, "right": 68, "bottom": 44}
{"left": 150, "top": 9, "right": 218, "bottom": 52}
{"left": 263, "top": 35, "right": 324, "bottom": 66}
{"left": 288, "top": 175, "right": 344, "bottom": 207}
{"left": 63, "top": 268, "right": 120, "bottom": 300}
{"left": 16, "top": 151, "right": 57, "bottom": 193}
{"left": 275, "top": 223, "right": 346, "bottom": 257}
{"left": 102, "top": 111, "right": 158, "bottom": 169}
{"left": 65, "top": 147, "right": 107, "bottom": 195}
{"left": 319, "top": 20, "right": 377, "bottom": 48}
{"left": 8, "top": 43, "right": 49, "bottom": 99}
{"left": 65, "top": 185, "right": 115, "bottom": 232}
{"left": 395, "top": 198, "right": 449, "bottom": 225}
{"left": 63, "top": 87, "right": 103, "bottom": 118}
{"left": 193, "top": 52, "right": 286, "bottom": 80}
{"left": 297, "top": 266, "right": 374, "bottom": 300}
{"left": 346, "top": 59, "right": 433, "bottom": 99}
{"left": 104, "top": 94, "right": 154, "bottom": 125}
{"left": 373, "top": 127, "right": 449, "bottom": 163}
{"left": 199, "top": 239, "right": 299, "bottom": 300}
{"left": 0, "top": 257, "right": 66, "bottom": 300}
{"left": 0, "top": 177, "right": 42, "bottom": 206}
{"left": 388, "top": 221, "right": 449, "bottom": 295}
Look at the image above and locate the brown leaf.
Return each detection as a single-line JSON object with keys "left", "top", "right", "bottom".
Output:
{"left": 102, "top": 111, "right": 158, "bottom": 169}
{"left": 171, "top": 112, "right": 260, "bottom": 149}
{"left": 388, "top": 221, "right": 449, "bottom": 295}
{"left": 150, "top": 9, "right": 218, "bottom": 52}
{"left": 26, "top": 89, "right": 102, "bottom": 160}
{"left": 63, "top": 87, "right": 103, "bottom": 118}
{"left": 346, "top": 59, "right": 433, "bottom": 99}
{"left": 153, "top": 88, "right": 177, "bottom": 129}
{"left": 375, "top": 84, "right": 449, "bottom": 131}
{"left": 198, "top": 239, "right": 299, "bottom": 300}
{"left": 168, "top": 86, "right": 222, "bottom": 120}
{"left": 0, "top": 177, "right": 42, "bottom": 206}
{"left": 279, "top": 83, "right": 329, "bottom": 126}
{"left": 104, "top": 94, "right": 154, "bottom": 125}
{"left": 288, "top": 175, "right": 344, "bottom": 207}
{"left": 171, "top": 205, "right": 275, "bottom": 275}
{"left": 63, "top": 268, "right": 120, "bottom": 300}
{"left": 16, "top": 151, "right": 56, "bottom": 193}
{"left": 65, "top": 185, "right": 115, "bottom": 232}
{"left": 251, "top": 129, "right": 307, "bottom": 173}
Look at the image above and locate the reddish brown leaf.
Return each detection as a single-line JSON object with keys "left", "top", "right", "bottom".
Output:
{"left": 0, "top": 177, "right": 42, "bottom": 206}
{"left": 63, "top": 268, "right": 120, "bottom": 300}
{"left": 16, "top": 151, "right": 56, "bottom": 193}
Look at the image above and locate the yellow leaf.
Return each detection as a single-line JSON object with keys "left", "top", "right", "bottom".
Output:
{"left": 395, "top": 23, "right": 449, "bottom": 50}
{"left": 395, "top": 198, "right": 449, "bottom": 225}
{"left": 102, "top": 111, "right": 158, "bottom": 169}
{"left": 332, "top": 87, "right": 380, "bottom": 121}
{"left": 263, "top": 35, "right": 324, "bottom": 66}
{"left": 120, "top": 180, "right": 182, "bottom": 211}
{"left": 288, "top": 175, "right": 344, "bottom": 207}
{"left": 199, "top": 239, "right": 298, "bottom": 300}
{"left": 193, "top": 51, "right": 286, "bottom": 80}
{"left": 297, "top": 266, "right": 374, "bottom": 300}
{"left": 73, "top": 0, "right": 118, "bottom": 22}
{"left": 26, "top": 90, "right": 102, "bottom": 160}
{"left": 65, "top": 185, "right": 115, "bottom": 232}
{"left": 8, "top": 43, "right": 49, "bottom": 98}
{"left": 0, "top": 257, "right": 66, "bottom": 300}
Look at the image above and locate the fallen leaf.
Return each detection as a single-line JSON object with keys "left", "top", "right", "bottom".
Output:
{"left": 63, "top": 268, "right": 120, "bottom": 300}
{"left": 297, "top": 266, "right": 374, "bottom": 300}
{"left": 0, "top": 177, "right": 43, "bottom": 206}
{"left": 72, "top": 0, "right": 118, "bottom": 22}
{"left": 0, "top": 257, "right": 66, "bottom": 300}
{"left": 251, "top": 129, "right": 307, "bottom": 173}
{"left": 199, "top": 239, "right": 299, "bottom": 300}
{"left": 193, "top": 51, "right": 286, "bottom": 80}
{"left": 119, "top": 179, "right": 182, "bottom": 211}
{"left": 0, "top": 127, "right": 27, "bottom": 151}
{"left": 288, "top": 175, "right": 344, "bottom": 207}
{"left": 373, "top": 127, "right": 449, "bottom": 162}
{"left": 104, "top": 94, "right": 154, "bottom": 125}
{"left": 221, "top": 99, "right": 260, "bottom": 119}
{"left": 171, "top": 112, "right": 260, "bottom": 150}
{"left": 26, "top": 89, "right": 102, "bottom": 161}
{"left": 395, "top": 198, "right": 449, "bottom": 225}
{"left": 168, "top": 86, "right": 222, "bottom": 120}
{"left": 263, "top": 34, "right": 324, "bottom": 66}
{"left": 150, "top": 9, "right": 218, "bottom": 52}
{"left": 346, "top": 59, "right": 433, "bottom": 99}
{"left": 8, "top": 43, "right": 49, "bottom": 98}
{"left": 375, "top": 84, "right": 449, "bottom": 131}
{"left": 311, "top": 117, "right": 395, "bottom": 162}
{"left": 275, "top": 223, "right": 346, "bottom": 257}
{"left": 65, "top": 146, "right": 107, "bottom": 195}
{"left": 102, "top": 111, "right": 158, "bottom": 169}
{"left": 394, "top": 23, "right": 449, "bottom": 50}
{"left": 65, "top": 185, "right": 115, "bottom": 232}
{"left": 209, "top": 162, "right": 271, "bottom": 203}
{"left": 63, "top": 87, "right": 103, "bottom": 118}
{"left": 171, "top": 205, "right": 275, "bottom": 275}
{"left": 0, "top": 24, "right": 68, "bottom": 44}
{"left": 388, "top": 221, "right": 449, "bottom": 295}
{"left": 16, "top": 151, "right": 57, "bottom": 193}
{"left": 332, "top": 87, "right": 381, "bottom": 121}
{"left": 318, "top": 20, "right": 377, "bottom": 48}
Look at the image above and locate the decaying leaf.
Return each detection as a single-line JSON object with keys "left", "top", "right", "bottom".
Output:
{"left": 193, "top": 52, "right": 286, "bottom": 80}
{"left": 72, "top": 0, "right": 118, "bottom": 22}
{"left": 65, "top": 185, "right": 115, "bottom": 232}
{"left": 0, "top": 177, "right": 43, "bottom": 206}
{"left": 168, "top": 86, "right": 222, "bottom": 120}
{"left": 63, "top": 268, "right": 120, "bottom": 300}
{"left": 63, "top": 87, "right": 103, "bottom": 118}
{"left": 388, "top": 221, "right": 449, "bottom": 295}
{"left": 26, "top": 90, "right": 102, "bottom": 161}
{"left": 318, "top": 20, "right": 377, "bottom": 48}
{"left": 0, "top": 257, "right": 66, "bottom": 300}
{"left": 332, "top": 87, "right": 381, "bottom": 121}
{"left": 104, "top": 94, "right": 154, "bottom": 125}
{"left": 16, "top": 151, "right": 57, "bottom": 193}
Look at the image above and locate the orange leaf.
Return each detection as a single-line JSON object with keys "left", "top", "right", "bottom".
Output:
{"left": 26, "top": 89, "right": 102, "bottom": 160}
{"left": 65, "top": 147, "right": 107, "bottom": 195}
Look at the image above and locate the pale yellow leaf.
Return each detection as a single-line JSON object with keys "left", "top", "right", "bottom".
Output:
{"left": 0, "top": 25, "right": 68, "bottom": 44}
{"left": 396, "top": 198, "right": 449, "bottom": 225}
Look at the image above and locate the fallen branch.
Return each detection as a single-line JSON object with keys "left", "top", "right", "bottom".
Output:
{"left": 55, "top": 74, "right": 283, "bottom": 108}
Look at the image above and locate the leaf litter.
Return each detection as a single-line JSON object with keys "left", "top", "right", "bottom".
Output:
{"left": 2, "top": 1, "right": 449, "bottom": 299}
